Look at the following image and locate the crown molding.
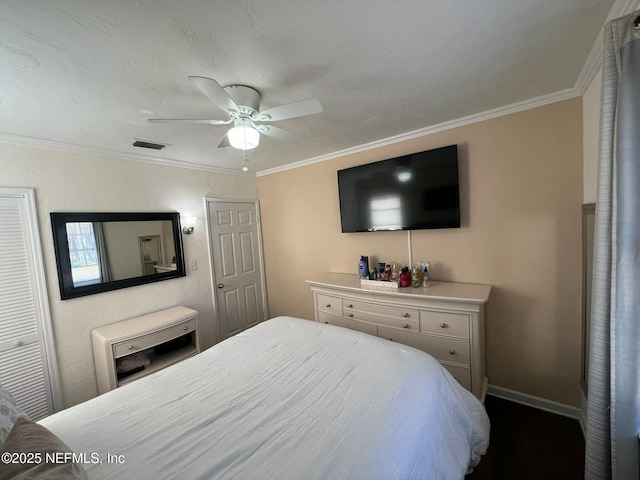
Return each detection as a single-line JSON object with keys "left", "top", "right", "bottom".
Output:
{"left": 0, "top": 132, "right": 250, "bottom": 177}
{"left": 5, "top": 1, "right": 637, "bottom": 180}
{"left": 574, "top": 0, "right": 640, "bottom": 95}
{"left": 257, "top": 0, "right": 640, "bottom": 178}
{"left": 256, "top": 86, "right": 580, "bottom": 177}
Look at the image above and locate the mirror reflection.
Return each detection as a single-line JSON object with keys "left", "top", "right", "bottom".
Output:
{"left": 51, "top": 212, "right": 186, "bottom": 300}
{"left": 66, "top": 221, "right": 177, "bottom": 287}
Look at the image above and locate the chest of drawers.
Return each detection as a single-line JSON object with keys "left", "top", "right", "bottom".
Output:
{"left": 307, "top": 274, "right": 491, "bottom": 401}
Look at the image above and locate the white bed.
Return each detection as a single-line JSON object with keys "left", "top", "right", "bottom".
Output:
{"left": 40, "top": 316, "right": 489, "bottom": 479}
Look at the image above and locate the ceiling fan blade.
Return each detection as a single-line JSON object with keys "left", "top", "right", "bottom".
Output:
{"left": 217, "top": 134, "right": 232, "bottom": 148}
{"left": 254, "top": 124, "right": 302, "bottom": 142}
{"left": 148, "top": 118, "right": 231, "bottom": 125}
{"left": 254, "top": 99, "right": 322, "bottom": 122}
{"left": 188, "top": 76, "right": 239, "bottom": 115}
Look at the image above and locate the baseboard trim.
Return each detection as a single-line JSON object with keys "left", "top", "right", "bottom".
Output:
{"left": 487, "top": 385, "right": 584, "bottom": 432}
{"left": 579, "top": 391, "right": 587, "bottom": 438}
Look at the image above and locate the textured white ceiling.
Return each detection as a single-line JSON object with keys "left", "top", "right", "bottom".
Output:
{"left": 0, "top": 0, "right": 618, "bottom": 173}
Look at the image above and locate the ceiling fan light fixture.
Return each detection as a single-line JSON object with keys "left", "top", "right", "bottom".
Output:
{"left": 149, "top": 77, "right": 322, "bottom": 152}
{"left": 227, "top": 125, "right": 260, "bottom": 150}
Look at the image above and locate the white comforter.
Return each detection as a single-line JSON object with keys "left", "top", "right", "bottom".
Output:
{"left": 41, "top": 316, "right": 489, "bottom": 479}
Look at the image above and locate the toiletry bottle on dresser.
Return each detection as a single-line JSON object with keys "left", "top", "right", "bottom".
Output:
{"left": 358, "top": 256, "right": 369, "bottom": 279}
{"left": 390, "top": 263, "right": 398, "bottom": 282}
{"left": 422, "top": 262, "right": 431, "bottom": 287}
{"left": 399, "top": 267, "right": 411, "bottom": 287}
{"left": 411, "top": 263, "right": 423, "bottom": 288}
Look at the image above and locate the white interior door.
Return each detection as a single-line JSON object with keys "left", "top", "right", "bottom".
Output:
{"left": 207, "top": 199, "right": 267, "bottom": 340}
{"left": 139, "top": 235, "right": 162, "bottom": 275}
{"left": 0, "top": 188, "right": 60, "bottom": 419}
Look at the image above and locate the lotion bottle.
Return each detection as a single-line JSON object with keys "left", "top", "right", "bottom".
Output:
{"left": 358, "top": 256, "right": 369, "bottom": 279}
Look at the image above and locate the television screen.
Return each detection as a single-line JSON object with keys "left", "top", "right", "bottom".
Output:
{"left": 337, "top": 145, "right": 460, "bottom": 232}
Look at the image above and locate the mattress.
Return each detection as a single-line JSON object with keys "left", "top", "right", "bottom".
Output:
{"left": 40, "top": 316, "right": 489, "bottom": 479}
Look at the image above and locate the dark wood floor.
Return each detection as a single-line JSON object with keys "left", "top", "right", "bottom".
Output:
{"left": 466, "top": 395, "right": 585, "bottom": 480}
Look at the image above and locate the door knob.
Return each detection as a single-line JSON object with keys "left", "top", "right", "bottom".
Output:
{"left": 217, "top": 283, "right": 224, "bottom": 289}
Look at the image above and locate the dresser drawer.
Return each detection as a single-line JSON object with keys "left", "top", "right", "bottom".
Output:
{"left": 420, "top": 311, "right": 469, "bottom": 338}
{"left": 316, "top": 294, "right": 343, "bottom": 317}
{"left": 442, "top": 364, "right": 471, "bottom": 390}
{"left": 308, "top": 276, "right": 490, "bottom": 400}
{"left": 319, "top": 312, "right": 378, "bottom": 336}
{"left": 377, "top": 326, "right": 470, "bottom": 366}
{"left": 343, "top": 300, "right": 419, "bottom": 331}
{"left": 113, "top": 318, "right": 196, "bottom": 358}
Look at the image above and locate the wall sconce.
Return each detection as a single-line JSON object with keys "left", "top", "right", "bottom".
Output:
{"left": 182, "top": 216, "right": 196, "bottom": 234}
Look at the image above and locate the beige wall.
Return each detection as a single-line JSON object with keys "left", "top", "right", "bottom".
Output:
{"left": 257, "top": 98, "right": 583, "bottom": 406}
{"left": 1, "top": 143, "right": 257, "bottom": 408}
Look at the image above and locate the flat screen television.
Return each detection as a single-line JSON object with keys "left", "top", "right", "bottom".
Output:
{"left": 337, "top": 144, "right": 460, "bottom": 232}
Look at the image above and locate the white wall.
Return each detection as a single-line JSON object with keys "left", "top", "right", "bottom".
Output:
{"left": 0, "top": 143, "right": 256, "bottom": 408}
{"left": 583, "top": 69, "right": 602, "bottom": 204}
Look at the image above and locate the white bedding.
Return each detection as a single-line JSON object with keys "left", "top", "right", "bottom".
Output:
{"left": 41, "top": 316, "right": 489, "bottom": 479}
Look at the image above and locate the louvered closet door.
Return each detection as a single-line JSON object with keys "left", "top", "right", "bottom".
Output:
{"left": 0, "top": 189, "right": 58, "bottom": 420}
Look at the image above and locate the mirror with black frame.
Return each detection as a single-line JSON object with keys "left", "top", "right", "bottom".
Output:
{"left": 51, "top": 212, "right": 186, "bottom": 300}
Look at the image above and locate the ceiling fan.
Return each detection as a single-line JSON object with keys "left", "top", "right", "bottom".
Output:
{"left": 148, "top": 76, "right": 323, "bottom": 151}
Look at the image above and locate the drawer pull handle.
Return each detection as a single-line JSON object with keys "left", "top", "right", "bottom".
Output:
{"left": 449, "top": 349, "right": 456, "bottom": 355}
{"left": 326, "top": 304, "right": 331, "bottom": 308}
{"left": 347, "top": 304, "right": 353, "bottom": 308}
{"left": 128, "top": 345, "right": 135, "bottom": 350}
{"left": 440, "top": 322, "right": 448, "bottom": 328}
{"left": 402, "top": 323, "right": 410, "bottom": 329}
{"left": 403, "top": 312, "right": 409, "bottom": 318}
{"left": 347, "top": 313, "right": 354, "bottom": 318}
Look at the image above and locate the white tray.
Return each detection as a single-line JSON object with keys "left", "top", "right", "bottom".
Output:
{"left": 360, "top": 279, "right": 399, "bottom": 290}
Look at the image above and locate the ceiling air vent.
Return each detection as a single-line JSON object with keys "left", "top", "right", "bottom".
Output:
{"left": 132, "top": 140, "right": 168, "bottom": 150}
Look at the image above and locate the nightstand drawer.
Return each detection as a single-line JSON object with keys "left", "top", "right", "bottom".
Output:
{"left": 317, "top": 294, "right": 343, "bottom": 316}
{"left": 113, "top": 318, "right": 196, "bottom": 358}
{"left": 420, "top": 311, "right": 469, "bottom": 338}
{"left": 343, "top": 300, "right": 419, "bottom": 331}
{"left": 377, "top": 326, "right": 470, "bottom": 365}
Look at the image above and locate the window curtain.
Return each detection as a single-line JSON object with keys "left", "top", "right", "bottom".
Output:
{"left": 92, "top": 222, "right": 112, "bottom": 283}
{"left": 584, "top": 10, "right": 640, "bottom": 480}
